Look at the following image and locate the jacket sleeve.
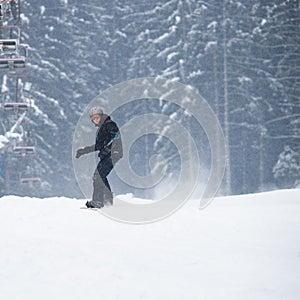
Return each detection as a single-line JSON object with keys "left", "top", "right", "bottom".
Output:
{"left": 108, "top": 123, "right": 121, "bottom": 143}
{"left": 83, "top": 144, "right": 96, "bottom": 154}
{"left": 109, "top": 122, "right": 123, "bottom": 162}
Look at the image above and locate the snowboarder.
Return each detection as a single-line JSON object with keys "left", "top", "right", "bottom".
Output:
{"left": 76, "top": 107, "right": 123, "bottom": 208}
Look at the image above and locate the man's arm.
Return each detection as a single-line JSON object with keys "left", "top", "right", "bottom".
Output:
{"left": 75, "top": 144, "right": 96, "bottom": 158}
{"left": 108, "top": 122, "right": 123, "bottom": 163}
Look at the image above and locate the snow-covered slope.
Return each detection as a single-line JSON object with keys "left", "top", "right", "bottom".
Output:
{"left": 0, "top": 189, "right": 300, "bottom": 300}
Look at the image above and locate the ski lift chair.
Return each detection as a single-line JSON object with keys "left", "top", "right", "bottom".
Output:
{"left": 13, "top": 145, "right": 35, "bottom": 157}
{"left": 0, "top": 57, "right": 25, "bottom": 69}
{"left": 0, "top": 39, "right": 18, "bottom": 53}
{"left": 20, "top": 177, "right": 41, "bottom": 188}
{"left": 0, "top": 25, "right": 28, "bottom": 54}
{"left": 0, "top": 58, "right": 9, "bottom": 68}
{"left": 11, "top": 57, "right": 25, "bottom": 68}
{"left": 3, "top": 101, "right": 29, "bottom": 112}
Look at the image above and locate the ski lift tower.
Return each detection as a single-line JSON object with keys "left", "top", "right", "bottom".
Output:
{"left": 0, "top": 0, "right": 41, "bottom": 196}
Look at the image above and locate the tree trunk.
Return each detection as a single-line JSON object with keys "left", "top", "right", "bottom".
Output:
{"left": 222, "top": 0, "right": 231, "bottom": 195}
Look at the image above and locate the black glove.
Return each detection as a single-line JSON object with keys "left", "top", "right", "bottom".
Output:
{"left": 76, "top": 148, "right": 87, "bottom": 158}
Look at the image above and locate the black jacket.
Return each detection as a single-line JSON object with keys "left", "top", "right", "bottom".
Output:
{"left": 84, "top": 114, "right": 123, "bottom": 162}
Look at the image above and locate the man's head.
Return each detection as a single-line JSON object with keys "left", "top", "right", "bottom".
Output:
{"left": 89, "top": 106, "right": 103, "bottom": 125}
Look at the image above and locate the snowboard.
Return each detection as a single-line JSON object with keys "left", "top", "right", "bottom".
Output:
{"left": 80, "top": 207, "right": 101, "bottom": 211}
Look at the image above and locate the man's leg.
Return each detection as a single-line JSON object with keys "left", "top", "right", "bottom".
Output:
{"left": 96, "top": 158, "right": 114, "bottom": 205}
{"left": 90, "top": 168, "right": 104, "bottom": 207}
